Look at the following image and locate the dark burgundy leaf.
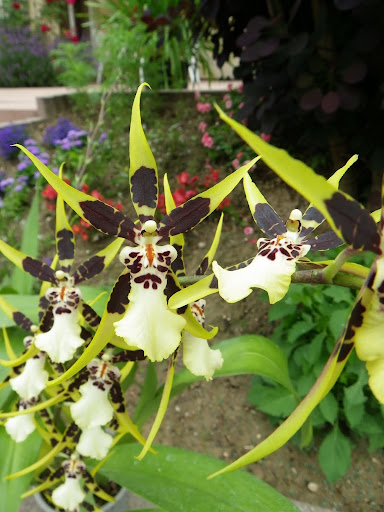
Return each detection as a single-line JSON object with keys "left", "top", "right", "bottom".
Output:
{"left": 236, "top": 16, "right": 268, "bottom": 47}
{"left": 299, "top": 88, "right": 322, "bottom": 110}
{"left": 321, "top": 92, "right": 340, "bottom": 114}
{"left": 241, "top": 37, "right": 279, "bottom": 62}
{"left": 342, "top": 60, "right": 367, "bottom": 84}
{"left": 339, "top": 86, "right": 361, "bottom": 111}
{"left": 285, "top": 32, "right": 308, "bottom": 56}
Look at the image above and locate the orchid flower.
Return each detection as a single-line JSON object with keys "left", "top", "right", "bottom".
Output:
{"left": 14, "top": 83, "right": 257, "bottom": 389}
{"left": 76, "top": 426, "right": 113, "bottom": 460}
{"left": 0, "top": 172, "right": 123, "bottom": 364}
{"left": 5, "top": 397, "right": 38, "bottom": 442}
{"left": 51, "top": 456, "right": 87, "bottom": 512}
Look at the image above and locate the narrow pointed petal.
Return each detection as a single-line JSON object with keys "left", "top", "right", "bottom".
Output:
{"left": 1, "top": 344, "right": 39, "bottom": 368}
{"left": 35, "top": 310, "right": 84, "bottom": 363}
{"left": 0, "top": 240, "right": 56, "bottom": 283}
{"left": 307, "top": 231, "right": 344, "bottom": 251}
{"left": 52, "top": 478, "right": 86, "bottom": 511}
{"left": 0, "top": 392, "right": 67, "bottom": 418}
{"left": 79, "top": 302, "right": 101, "bottom": 329}
{"left": 14, "top": 144, "right": 137, "bottom": 242}
{"left": 77, "top": 426, "right": 113, "bottom": 459}
{"left": 159, "top": 157, "right": 260, "bottom": 237}
{"left": 182, "top": 333, "right": 223, "bottom": 380}
{"left": 130, "top": 83, "right": 158, "bottom": 221}
{"left": 163, "top": 174, "right": 185, "bottom": 277}
{"left": 213, "top": 238, "right": 310, "bottom": 304}
{"left": 243, "top": 173, "right": 286, "bottom": 238}
{"left": 215, "top": 106, "right": 380, "bottom": 254}
{"left": 114, "top": 283, "right": 186, "bottom": 361}
{"left": 2, "top": 326, "right": 17, "bottom": 360}
{"left": 300, "top": 155, "right": 359, "bottom": 238}
{"left": 195, "top": 213, "right": 224, "bottom": 276}
{"left": 183, "top": 304, "right": 218, "bottom": 339}
{"left": 73, "top": 238, "right": 124, "bottom": 284}
{"left": 5, "top": 441, "right": 64, "bottom": 480}
{"left": 136, "top": 355, "right": 176, "bottom": 461}
{"left": 56, "top": 180, "right": 75, "bottom": 273}
{"left": 0, "top": 296, "right": 34, "bottom": 333}
{"left": 168, "top": 274, "right": 218, "bottom": 310}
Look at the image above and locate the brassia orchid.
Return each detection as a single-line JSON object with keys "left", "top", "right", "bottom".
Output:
{"left": 14, "top": 83, "right": 258, "bottom": 390}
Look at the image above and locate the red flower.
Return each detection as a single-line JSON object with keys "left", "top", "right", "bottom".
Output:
{"left": 71, "top": 35, "right": 79, "bottom": 43}
{"left": 40, "top": 24, "right": 51, "bottom": 33}
{"left": 261, "top": 133, "right": 272, "bottom": 143}
{"left": 66, "top": 0, "right": 76, "bottom": 4}
{"left": 218, "top": 198, "right": 231, "bottom": 210}
{"left": 177, "top": 171, "right": 190, "bottom": 185}
{"left": 12, "top": 2, "right": 20, "bottom": 9}
{"left": 81, "top": 184, "right": 89, "bottom": 194}
{"left": 91, "top": 190, "right": 104, "bottom": 201}
{"left": 42, "top": 184, "right": 57, "bottom": 200}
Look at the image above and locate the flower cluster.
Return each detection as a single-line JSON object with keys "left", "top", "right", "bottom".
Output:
{"left": 0, "top": 124, "right": 28, "bottom": 160}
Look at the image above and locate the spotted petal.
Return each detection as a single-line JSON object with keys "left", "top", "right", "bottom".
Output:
{"left": 129, "top": 83, "right": 158, "bottom": 222}
{"left": 216, "top": 106, "right": 380, "bottom": 254}
{"left": 163, "top": 174, "right": 185, "bottom": 277}
{"left": 14, "top": 144, "right": 137, "bottom": 242}
{"left": 56, "top": 172, "right": 75, "bottom": 273}
{"left": 213, "top": 238, "right": 310, "bottom": 304}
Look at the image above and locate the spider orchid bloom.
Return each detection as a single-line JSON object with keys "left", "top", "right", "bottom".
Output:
{"left": 70, "top": 358, "right": 120, "bottom": 430}
{"left": 5, "top": 397, "right": 38, "bottom": 442}
{"left": 76, "top": 426, "right": 113, "bottom": 460}
{"left": 182, "top": 299, "right": 223, "bottom": 380}
{"left": 15, "top": 83, "right": 258, "bottom": 385}
{"left": 34, "top": 272, "right": 84, "bottom": 363}
{"left": 9, "top": 336, "right": 48, "bottom": 399}
{"left": 51, "top": 457, "right": 86, "bottom": 512}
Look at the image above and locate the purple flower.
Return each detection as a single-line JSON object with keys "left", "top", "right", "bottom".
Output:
{"left": 43, "top": 118, "right": 82, "bottom": 147}
{"left": 0, "top": 124, "right": 28, "bottom": 160}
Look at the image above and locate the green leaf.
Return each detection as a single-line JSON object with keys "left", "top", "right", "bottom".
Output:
{"left": 135, "top": 335, "right": 295, "bottom": 425}
{"left": 287, "top": 320, "right": 314, "bottom": 343}
{"left": 248, "top": 384, "right": 296, "bottom": 417}
{"left": 328, "top": 308, "right": 351, "bottom": 340}
{"left": 98, "top": 444, "right": 300, "bottom": 512}
{"left": 318, "top": 425, "right": 352, "bottom": 482}
{"left": 0, "top": 429, "right": 43, "bottom": 512}
{"left": 134, "top": 362, "right": 158, "bottom": 422}
{"left": 318, "top": 392, "right": 338, "bottom": 424}
{"left": 268, "top": 302, "right": 297, "bottom": 322}
{"left": 11, "top": 188, "right": 40, "bottom": 295}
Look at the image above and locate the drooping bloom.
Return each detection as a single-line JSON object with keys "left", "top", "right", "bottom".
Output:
{"left": 9, "top": 336, "right": 48, "bottom": 399}
{"left": 52, "top": 457, "right": 86, "bottom": 512}
{"left": 76, "top": 426, "right": 113, "bottom": 459}
{"left": 70, "top": 358, "right": 120, "bottom": 430}
{"left": 5, "top": 397, "right": 37, "bottom": 442}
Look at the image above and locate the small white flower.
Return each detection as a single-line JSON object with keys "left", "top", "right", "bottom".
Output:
{"left": 35, "top": 309, "right": 84, "bottom": 363}
{"left": 70, "top": 381, "right": 114, "bottom": 430}
{"left": 52, "top": 477, "right": 86, "bottom": 512}
{"left": 5, "top": 412, "right": 35, "bottom": 442}
{"left": 9, "top": 354, "right": 48, "bottom": 399}
{"left": 77, "top": 426, "right": 114, "bottom": 459}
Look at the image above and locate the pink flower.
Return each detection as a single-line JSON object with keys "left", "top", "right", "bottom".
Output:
{"left": 198, "top": 121, "right": 207, "bottom": 132}
{"left": 261, "top": 133, "right": 272, "bottom": 142}
{"left": 194, "top": 91, "right": 201, "bottom": 101}
{"left": 249, "top": 238, "right": 258, "bottom": 245}
{"left": 196, "top": 102, "right": 211, "bottom": 114}
{"left": 232, "top": 158, "right": 240, "bottom": 169}
{"left": 225, "top": 100, "right": 233, "bottom": 109}
{"left": 243, "top": 226, "right": 254, "bottom": 236}
{"left": 201, "top": 132, "right": 214, "bottom": 148}
{"left": 41, "top": 24, "right": 51, "bottom": 33}
{"left": 66, "top": 0, "right": 76, "bottom": 4}
{"left": 227, "top": 83, "right": 233, "bottom": 91}
{"left": 236, "top": 152, "right": 243, "bottom": 159}
{"left": 237, "top": 84, "right": 243, "bottom": 94}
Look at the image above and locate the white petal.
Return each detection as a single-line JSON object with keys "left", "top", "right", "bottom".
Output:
{"left": 52, "top": 477, "right": 86, "bottom": 511}
{"left": 77, "top": 426, "right": 113, "bottom": 459}
{"left": 5, "top": 413, "right": 35, "bottom": 442}
{"left": 182, "top": 332, "right": 223, "bottom": 380}
{"left": 70, "top": 381, "right": 114, "bottom": 429}
{"left": 35, "top": 310, "right": 84, "bottom": 363}
{"left": 114, "top": 283, "right": 186, "bottom": 362}
{"left": 213, "top": 238, "right": 310, "bottom": 304}
{"left": 366, "top": 359, "right": 384, "bottom": 403}
{"left": 9, "top": 357, "right": 48, "bottom": 399}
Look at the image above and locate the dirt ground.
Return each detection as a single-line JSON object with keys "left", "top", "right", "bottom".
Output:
{"left": 3, "top": 101, "right": 384, "bottom": 512}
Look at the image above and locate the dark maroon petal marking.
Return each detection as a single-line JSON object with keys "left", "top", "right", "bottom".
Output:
{"left": 73, "top": 255, "right": 105, "bottom": 284}
{"left": 56, "top": 228, "right": 75, "bottom": 270}
{"left": 80, "top": 302, "right": 101, "bottom": 328}
{"left": 39, "top": 305, "right": 54, "bottom": 332}
{"left": 131, "top": 166, "right": 157, "bottom": 209}
{"left": 110, "top": 382, "right": 125, "bottom": 413}
{"left": 253, "top": 203, "right": 286, "bottom": 237}
{"left": 13, "top": 312, "right": 33, "bottom": 332}
{"left": 111, "top": 350, "right": 146, "bottom": 362}
{"left": 159, "top": 197, "right": 211, "bottom": 237}
{"left": 307, "top": 231, "right": 344, "bottom": 251}
{"left": 300, "top": 207, "right": 325, "bottom": 238}
{"left": 80, "top": 200, "right": 136, "bottom": 242}
{"left": 22, "top": 257, "right": 57, "bottom": 284}
{"left": 107, "top": 272, "right": 131, "bottom": 314}
{"left": 165, "top": 274, "right": 187, "bottom": 314}
{"left": 195, "top": 256, "right": 209, "bottom": 276}
{"left": 324, "top": 192, "right": 380, "bottom": 253}
{"left": 209, "top": 275, "right": 218, "bottom": 289}
{"left": 377, "top": 280, "right": 384, "bottom": 293}
{"left": 80, "top": 326, "right": 93, "bottom": 342}
{"left": 344, "top": 299, "right": 366, "bottom": 343}
{"left": 171, "top": 243, "right": 185, "bottom": 276}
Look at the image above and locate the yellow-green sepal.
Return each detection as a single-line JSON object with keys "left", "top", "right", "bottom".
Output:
{"left": 183, "top": 305, "right": 218, "bottom": 339}
{"left": 5, "top": 441, "right": 65, "bottom": 481}
{"left": 195, "top": 213, "right": 224, "bottom": 275}
{"left": 215, "top": 106, "right": 380, "bottom": 254}
{"left": 163, "top": 174, "right": 185, "bottom": 276}
{"left": 129, "top": 83, "right": 158, "bottom": 221}
{"left": 169, "top": 274, "right": 217, "bottom": 310}
{"left": 1, "top": 344, "right": 38, "bottom": 367}
{"left": 55, "top": 164, "right": 75, "bottom": 272}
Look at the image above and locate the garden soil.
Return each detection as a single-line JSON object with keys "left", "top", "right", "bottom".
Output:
{"left": 5, "top": 99, "right": 384, "bottom": 512}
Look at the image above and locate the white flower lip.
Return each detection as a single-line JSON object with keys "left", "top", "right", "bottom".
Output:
{"left": 182, "top": 332, "right": 223, "bottom": 380}
{"left": 34, "top": 309, "right": 84, "bottom": 363}
{"left": 9, "top": 355, "right": 48, "bottom": 399}
{"left": 5, "top": 412, "right": 35, "bottom": 442}
{"left": 52, "top": 477, "right": 86, "bottom": 512}
{"left": 77, "top": 426, "right": 114, "bottom": 459}
{"left": 70, "top": 381, "right": 114, "bottom": 430}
